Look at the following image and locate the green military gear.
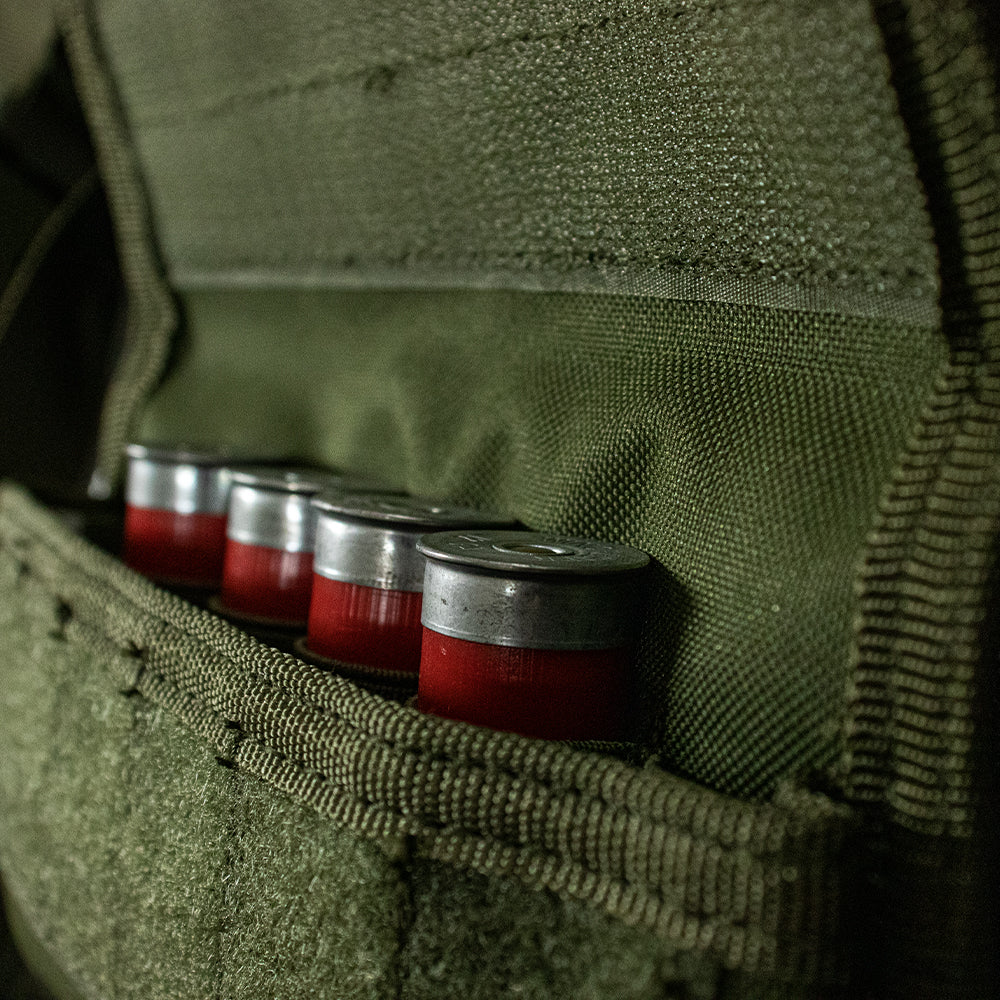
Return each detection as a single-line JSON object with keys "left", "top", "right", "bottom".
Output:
{"left": 1, "top": 1, "right": 997, "bottom": 996}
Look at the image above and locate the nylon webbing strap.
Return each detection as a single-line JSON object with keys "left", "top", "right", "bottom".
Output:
{"left": 846, "top": 0, "right": 1000, "bottom": 995}
{"left": 0, "top": 484, "right": 853, "bottom": 987}
{"left": 60, "top": 1, "right": 176, "bottom": 499}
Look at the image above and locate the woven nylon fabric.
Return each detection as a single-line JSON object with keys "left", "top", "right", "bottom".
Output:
{"left": 61, "top": 3, "right": 175, "bottom": 500}
{"left": 843, "top": 0, "right": 1000, "bottom": 996}
{"left": 89, "top": 0, "right": 938, "bottom": 322}
{"left": 13, "top": 1, "right": 996, "bottom": 994}
{"left": 60, "top": 0, "right": 950, "bottom": 796}
{"left": 0, "top": 484, "right": 854, "bottom": 991}
{"left": 139, "top": 286, "right": 944, "bottom": 798}
{"left": 62, "top": 0, "right": 949, "bottom": 796}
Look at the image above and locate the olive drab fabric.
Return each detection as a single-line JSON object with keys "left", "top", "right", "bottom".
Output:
{"left": 0, "top": 1, "right": 997, "bottom": 998}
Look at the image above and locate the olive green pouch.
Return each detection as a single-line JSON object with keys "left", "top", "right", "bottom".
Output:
{"left": 1, "top": 1, "right": 997, "bottom": 997}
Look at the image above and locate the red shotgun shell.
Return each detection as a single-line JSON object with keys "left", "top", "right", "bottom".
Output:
{"left": 306, "top": 493, "right": 515, "bottom": 674}
{"left": 123, "top": 444, "right": 238, "bottom": 587}
{"left": 416, "top": 531, "right": 650, "bottom": 741}
{"left": 219, "top": 468, "right": 341, "bottom": 627}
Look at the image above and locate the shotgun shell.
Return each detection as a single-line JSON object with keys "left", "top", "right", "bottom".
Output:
{"left": 123, "top": 444, "right": 238, "bottom": 587}
{"left": 219, "top": 467, "right": 339, "bottom": 626}
{"left": 306, "top": 494, "right": 515, "bottom": 674}
{"left": 416, "top": 531, "right": 650, "bottom": 741}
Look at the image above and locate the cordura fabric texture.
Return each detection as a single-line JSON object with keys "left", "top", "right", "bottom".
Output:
{"left": 0, "top": 486, "right": 850, "bottom": 997}
{"left": 0, "top": 0, "right": 997, "bottom": 997}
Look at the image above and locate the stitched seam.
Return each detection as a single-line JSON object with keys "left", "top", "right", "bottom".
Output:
{"left": 133, "top": 662, "right": 747, "bottom": 912}
{"left": 129, "top": 657, "right": 796, "bottom": 894}
{"left": 177, "top": 246, "right": 931, "bottom": 292}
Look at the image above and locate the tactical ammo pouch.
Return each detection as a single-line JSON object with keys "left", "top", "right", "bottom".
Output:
{"left": 1, "top": 2, "right": 997, "bottom": 997}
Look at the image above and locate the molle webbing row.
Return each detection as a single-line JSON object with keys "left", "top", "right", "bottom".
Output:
{"left": 0, "top": 485, "right": 853, "bottom": 988}
{"left": 845, "top": 0, "right": 1000, "bottom": 995}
